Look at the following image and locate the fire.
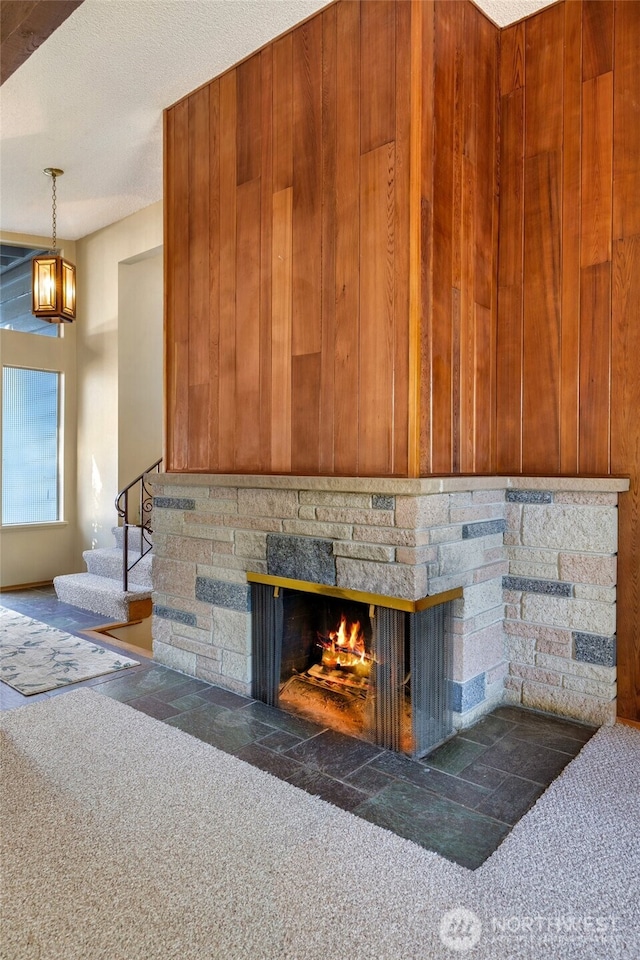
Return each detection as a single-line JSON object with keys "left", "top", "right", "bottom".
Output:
{"left": 320, "top": 614, "right": 370, "bottom": 676}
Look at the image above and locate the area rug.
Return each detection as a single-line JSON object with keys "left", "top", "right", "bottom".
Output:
{"left": 0, "top": 606, "right": 138, "bottom": 694}
{"left": 1, "top": 690, "right": 638, "bottom": 960}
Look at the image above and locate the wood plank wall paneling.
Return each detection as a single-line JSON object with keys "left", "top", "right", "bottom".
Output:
{"left": 165, "top": 0, "right": 501, "bottom": 479}
{"left": 495, "top": 0, "right": 640, "bottom": 720}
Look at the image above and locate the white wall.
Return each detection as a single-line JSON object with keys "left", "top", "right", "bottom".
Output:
{"left": 0, "top": 232, "right": 78, "bottom": 588}
{"left": 118, "top": 249, "right": 163, "bottom": 489}
{"left": 75, "top": 202, "right": 163, "bottom": 560}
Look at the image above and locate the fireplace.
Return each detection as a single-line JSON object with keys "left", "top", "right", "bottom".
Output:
{"left": 249, "top": 573, "right": 458, "bottom": 758}
{"left": 150, "top": 473, "right": 624, "bottom": 733}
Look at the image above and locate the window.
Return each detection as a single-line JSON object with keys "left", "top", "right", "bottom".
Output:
{"left": 0, "top": 244, "right": 58, "bottom": 338}
{"left": 2, "top": 367, "right": 61, "bottom": 524}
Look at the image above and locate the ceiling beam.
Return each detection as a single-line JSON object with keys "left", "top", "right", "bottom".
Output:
{"left": 1, "top": 0, "right": 84, "bottom": 86}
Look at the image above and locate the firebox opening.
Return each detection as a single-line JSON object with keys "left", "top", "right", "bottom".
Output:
{"left": 249, "top": 573, "right": 457, "bottom": 758}
{"left": 278, "top": 592, "right": 412, "bottom": 751}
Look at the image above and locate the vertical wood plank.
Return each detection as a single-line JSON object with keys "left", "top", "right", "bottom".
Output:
{"left": 581, "top": 71, "right": 613, "bottom": 268}
{"left": 188, "top": 86, "right": 210, "bottom": 389}
{"left": 430, "top": 0, "right": 456, "bottom": 473}
{"left": 291, "top": 353, "right": 321, "bottom": 474}
{"left": 168, "top": 99, "right": 190, "bottom": 471}
{"left": 500, "top": 20, "right": 524, "bottom": 95}
{"left": 474, "top": 304, "right": 493, "bottom": 472}
{"left": 579, "top": 261, "right": 611, "bottom": 473}
{"left": 582, "top": 0, "right": 613, "bottom": 80}
{"left": 319, "top": 4, "right": 337, "bottom": 475}
{"left": 271, "top": 188, "right": 293, "bottom": 472}
{"left": 218, "top": 70, "right": 237, "bottom": 469}
{"left": 235, "top": 178, "right": 262, "bottom": 471}
{"left": 419, "top": 0, "right": 435, "bottom": 475}
{"left": 360, "top": 0, "right": 396, "bottom": 154}
{"left": 272, "top": 34, "right": 293, "bottom": 193}
{"left": 611, "top": 235, "right": 640, "bottom": 720}
{"left": 292, "top": 16, "right": 322, "bottom": 358}
{"left": 522, "top": 152, "right": 562, "bottom": 473}
{"left": 334, "top": 0, "right": 360, "bottom": 476}
{"left": 236, "top": 54, "right": 262, "bottom": 185}
{"left": 524, "top": 5, "right": 565, "bottom": 158}
{"left": 208, "top": 81, "right": 221, "bottom": 472}
{"left": 259, "top": 46, "right": 273, "bottom": 472}
{"left": 359, "top": 143, "right": 395, "bottom": 476}
{"left": 560, "top": 0, "right": 582, "bottom": 474}
{"left": 188, "top": 86, "right": 211, "bottom": 468}
{"left": 163, "top": 107, "right": 175, "bottom": 469}
{"left": 613, "top": 0, "right": 640, "bottom": 240}
{"left": 393, "top": 0, "right": 411, "bottom": 477}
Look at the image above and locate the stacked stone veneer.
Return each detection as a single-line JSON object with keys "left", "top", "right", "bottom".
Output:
{"left": 149, "top": 474, "right": 627, "bottom": 731}
{"left": 503, "top": 486, "right": 622, "bottom": 725}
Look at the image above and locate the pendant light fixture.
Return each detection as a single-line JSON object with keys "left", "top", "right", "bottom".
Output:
{"left": 32, "top": 167, "right": 76, "bottom": 323}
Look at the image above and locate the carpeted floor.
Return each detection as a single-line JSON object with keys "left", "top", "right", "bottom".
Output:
{"left": 1, "top": 690, "right": 638, "bottom": 960}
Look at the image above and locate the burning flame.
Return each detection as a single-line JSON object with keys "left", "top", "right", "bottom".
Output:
{"left": 320, "top": 614, "right": 370, "bottom": 675}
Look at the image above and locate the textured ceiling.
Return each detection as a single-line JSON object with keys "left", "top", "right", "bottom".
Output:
{"left": 0, "top": 0, "right": 555, "bottom": 242}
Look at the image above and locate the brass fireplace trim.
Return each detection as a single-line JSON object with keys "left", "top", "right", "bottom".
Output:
{"left": 246, "top": 572, "right": 462, "bottom": 613}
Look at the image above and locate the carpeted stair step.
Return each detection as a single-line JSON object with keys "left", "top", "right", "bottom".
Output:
{"left": 83, "top": 548, "right": 153, "bottom": 587}
{"left": 53, "top": 573, "right": 152, "bottom": 622}
{"left": 112, "top": 525, "right": 153, "bottom": 553}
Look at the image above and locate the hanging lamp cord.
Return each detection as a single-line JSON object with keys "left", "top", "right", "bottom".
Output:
{"left": 50, "top": 172, "right": 57, "bottom": 252}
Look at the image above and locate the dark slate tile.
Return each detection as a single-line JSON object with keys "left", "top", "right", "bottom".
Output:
{"left": 166, "top": 703, "right": 273, "bottom": 753}
{"left": 0, "top": 684, "right": 49, "bottom": 709}
{"left": 344, "top": 763, "right": 396, "bottom": 796}
{"left": 239, "top": 700, "right": 327, "bottom": 740}
{"left": 257, "top": 729, "right": 304, "bottom": 753}
{"left": 95, "top": 665, "right": 187, "bottom": 701}
{"left": 152, "top": 678, "right": 211, "bottom": 702}
{"left": 284, "top": 729, "right": 383, "bottom": 780}
{"left": 168, "top": 693, "right": 211, "bottom": 713}
{"left": 474, "top": 775, "right": 546, "bottom": 825}
{"left": 354, "top": 780, "right": 511, "bottom": 869}
{"left": 455, "top": 714, "right": 516, "bottom": 746}
{"left": 477, "top": 735, "right": 574, "bottom": 786}
{"left": 455, "top": 760, "right": 508, "bottom": 792}
{"left": 198, "top": 685, "right": 253, "bottom": 710}
{"left": 126, "top": 694, "right": 182, "bottom": 721}
{"left": 507, "top": 723, "right": 589, "bottom": 757}
{"left": 285, "top": 768, "right": 369, "bottom": 813}
{"left": 235, "top": 742, "right": 303, "bottom": 781}
{"left": 369, "top": 751, "right": 438, "bottom": 790}
{"left": 422, "top": 737, "right": 487, "bottom": 775}
{"left": 492, "top": 707, "right": 595, "bottom": 744}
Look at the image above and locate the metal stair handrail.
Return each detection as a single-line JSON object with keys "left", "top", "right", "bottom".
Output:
{"left": 115, "top": 458, "right": 162, "bottom": 591}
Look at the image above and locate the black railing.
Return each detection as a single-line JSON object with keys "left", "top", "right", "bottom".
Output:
{"left": 114, "top": 458, "right": 162, "bottom": 591}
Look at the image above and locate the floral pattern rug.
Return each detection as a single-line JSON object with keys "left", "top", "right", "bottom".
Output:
{"left": 0, "top": 606, "right": 139, "bottom": 695}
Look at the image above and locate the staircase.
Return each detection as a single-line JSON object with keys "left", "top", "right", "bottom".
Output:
{"left": 53, "top": 459, "right": 161, "bottom": 623}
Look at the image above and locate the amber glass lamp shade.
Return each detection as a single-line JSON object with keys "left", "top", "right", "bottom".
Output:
{"left": 32, "top": 254, "right": 76, "bottom": 323}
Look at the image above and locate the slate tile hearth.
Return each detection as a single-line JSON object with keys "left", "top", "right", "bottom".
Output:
{"left": 0, "top": 588, "right": 597, "bottom": 870}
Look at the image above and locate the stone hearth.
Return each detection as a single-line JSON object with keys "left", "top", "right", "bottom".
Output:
{"left": 149, "top": 474, "right": 627, "bottom": 730}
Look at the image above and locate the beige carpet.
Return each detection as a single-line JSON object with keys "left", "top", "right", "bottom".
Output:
{"left": 1, "top": 690, "right": 638, "bottom": 960}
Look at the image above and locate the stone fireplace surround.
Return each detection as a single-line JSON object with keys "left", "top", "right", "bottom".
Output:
{"left": 149, "top": 474, "right": 628, "bottom": 732}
